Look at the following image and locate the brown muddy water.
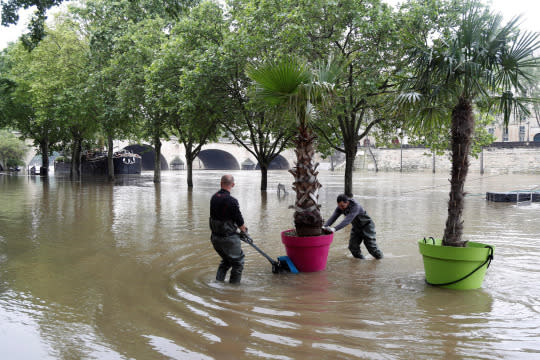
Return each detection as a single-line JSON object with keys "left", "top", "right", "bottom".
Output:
{"left": 0, "top": 170, "right": 539, "bottom": 359}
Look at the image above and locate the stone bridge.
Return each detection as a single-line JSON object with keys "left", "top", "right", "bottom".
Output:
{"left": 20, "top": 137, "right": 296, "bottom": 171}
{"left": 152, "top": 138, "right": 295, "bottom": 171}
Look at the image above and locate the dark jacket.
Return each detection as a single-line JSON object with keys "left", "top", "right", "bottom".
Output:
{"left": 209, "top": 189, "right": 244, "bottom": 236}
{"left": 324, "top": 198, "right": 369, "bottom": 231}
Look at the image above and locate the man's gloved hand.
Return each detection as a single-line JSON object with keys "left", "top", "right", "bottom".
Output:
{"left": 237, "top": 228, "right": 253, "bottom": 244}
{"left": 322, "top": 226, "right": 336, "bottom": 233}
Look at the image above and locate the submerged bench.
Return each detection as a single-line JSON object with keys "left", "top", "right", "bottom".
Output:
{"left": 486, "top": 191, "right": 540, "bottom": 202}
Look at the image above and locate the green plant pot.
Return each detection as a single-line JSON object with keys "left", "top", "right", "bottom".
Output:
{"left": 418, "top": 238, "right": 494, "bottom": 290}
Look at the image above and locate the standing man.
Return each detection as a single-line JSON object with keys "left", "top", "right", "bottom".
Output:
{"left": 209, "top": 174, "right": 247, "bottom": 284}
{"left": 323, "top": 194, "right": 383, "bottom": 260}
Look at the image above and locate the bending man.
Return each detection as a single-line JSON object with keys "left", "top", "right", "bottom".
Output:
{"left": 324, "top": 194, "right": 383, "bottom": 260}
{"left": 209, "top": 174, "right": 247, "bottom": 284}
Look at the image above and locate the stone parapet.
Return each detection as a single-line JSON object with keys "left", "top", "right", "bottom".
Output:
{"left": 354, "top": 146, "right": 540, "bottom": 174}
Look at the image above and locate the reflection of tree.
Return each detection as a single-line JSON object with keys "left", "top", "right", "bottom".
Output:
{"left": 154, "top": 182, "right": 162, "bottom": 228}
{"left": 261, "top": 191, "right": 267, "bottom": 210}
{"left": 30, "top": 177, "right": 50, "bottom": 241}
{"left": 258, "top": 191, "right": 268, "bottom": 232}
{"left": 186, "top": 188, "right": 193, "bottom": 231}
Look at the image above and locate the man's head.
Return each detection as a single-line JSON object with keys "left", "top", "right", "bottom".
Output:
{"left": 220, "top": 174, "right": 235, "bottom": 190}
{"left": 336, "top": 194, "right": 349, "bottom": 210}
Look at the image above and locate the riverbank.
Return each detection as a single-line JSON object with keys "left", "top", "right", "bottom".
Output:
{"left": 351, "top": 145, "right": 540, "bottom": 174}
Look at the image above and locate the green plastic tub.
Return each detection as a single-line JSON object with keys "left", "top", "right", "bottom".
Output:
{"left": 418, "top": 238, "right": 494, "bottom": 290}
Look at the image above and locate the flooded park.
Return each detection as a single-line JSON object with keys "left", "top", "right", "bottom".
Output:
{"left": 0, "top": 170, "right": 539, "bottom": 359}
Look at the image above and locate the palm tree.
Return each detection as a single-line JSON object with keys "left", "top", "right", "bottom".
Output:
{"left": 405, "top": 2, "right": 539, "bottom": 247}
{"left": 247, "top": 57, "right": 340, "bottom": 236}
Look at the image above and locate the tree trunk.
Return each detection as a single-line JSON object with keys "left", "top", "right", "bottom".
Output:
{"left": 153, "top": 135, "right": 161, "bottom": 184}
{"left": 39, "top": 140, "right": 49, "bottom": 176}
{"left": 344, "top": 149, "right": 356, "bottom": 197}
{"left": 259, "top": 164, "right": 268, "bottom": 191}
{"left": 290, "top": 125, "right": 322, "bottom": 236}
{"left": 187, "top": 156, "right": 193, "bottom": 188}
{"left": 443, "top": 97, "right": 473, "bottom": 247}
{"left": 107, "top": 134, "right": 115, "bottom": 182}
{"left": 184, "top": 147, "right": 195, "bottom": 188}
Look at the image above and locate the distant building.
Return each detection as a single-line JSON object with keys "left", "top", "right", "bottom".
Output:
{"left": 488, "top": 117, "right": 540, "bottom": 143}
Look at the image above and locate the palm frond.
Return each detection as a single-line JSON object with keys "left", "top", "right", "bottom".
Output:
{"left": 246, "top": 57, "right": 311, "bottom": 106}
{"left": 396, "top": 91, "right": 422, "bottom": 105}
{"left": 247, "top": 56, "right": 341, "bottom": 127}
{"left": 496, "top": 31, "right": 540, "bottom": 92}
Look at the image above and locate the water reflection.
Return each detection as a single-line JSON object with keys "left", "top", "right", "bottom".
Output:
{"left": 0, "top": 172, "right": 539, "bottom": 359}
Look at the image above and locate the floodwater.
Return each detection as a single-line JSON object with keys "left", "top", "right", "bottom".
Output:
{"left": 0, "top": 170, "right": 539, "bottom": 360}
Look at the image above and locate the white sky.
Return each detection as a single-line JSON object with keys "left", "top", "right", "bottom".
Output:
{"left": 0, "top": 0, "right": 539, "bottom": 50}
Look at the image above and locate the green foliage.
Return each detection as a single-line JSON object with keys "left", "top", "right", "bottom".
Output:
{"left": 146, "top": 1, "right": 224, "bottom": 171}
{"left": 1, "top": 0, "right": 196, "bottom": 49}
{"left": 6, "top": 18, "right": 99, "bottom": 160}
{"left": 404, "top": 1, "right": 540, "bottom": 130}
{"left": 0, "top": 129, "right": 28, "bottom": 167}
{"left": 247, "top": 56, "right": 340, "bottom": 127}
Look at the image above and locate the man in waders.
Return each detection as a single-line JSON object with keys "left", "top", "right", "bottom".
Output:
{"left": 209, "top": 175, "right": 247, "bottom": 284}
{"left": 323, "top": 194, "right": 383, "bottom": 260}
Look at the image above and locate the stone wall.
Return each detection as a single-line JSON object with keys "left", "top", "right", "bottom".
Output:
{"left": 356, "top": 146, "right": 540, "bottom": 174}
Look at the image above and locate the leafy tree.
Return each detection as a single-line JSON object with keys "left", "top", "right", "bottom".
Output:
{"left": 111, "top": 17, "right": 169, "bottom": 183}
{"left": 72, "top": 0, "right": 135, "bottom": 181}
{"left": 221, "top": 100, "right": 296, "bottom": 190}
{"left": 2, "top": 40, "right": 63, "bottom": 175}
{"left": 74, "top": 0, "right": 195, "bottom": 181}
{"left": 0, "top": 129, "right": 28, "bottom": 169}
{"left": 147, "top": 1, "right": 225, "bottom": 188}
{"left": 47, "top": 19, "right": 96, "bottom": 179}
{"left": 104, "top": 1, "right": 196, "bottom": 183}
{"left": 3, "top": 15, "right": 99, "bottom": 177}
{"left": 305, "top": 0, "right": 427, "bottom": 196}
{"left": 247, "top": 56, "right": 340, "bottom": 236}
{"left": 0, "top": 47, "right": 18, "bottom": 128}
{"left": 403, "top": 2, "right": 540, "bottom": 246}
{"left": 220, "top": 7, "right": 297, "bottom": 190}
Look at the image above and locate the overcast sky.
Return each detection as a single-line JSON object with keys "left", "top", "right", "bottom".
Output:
{"left": 1, "top": 0, "right": 539, "bottom": 50}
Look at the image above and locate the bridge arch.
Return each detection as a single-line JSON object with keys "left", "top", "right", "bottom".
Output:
{"left": 255, "top": 154, "right": 290, "bottom": 170}
{"left": 123, "top": 144, "right": 168, "bottom": 170}
{"left": 197, "top": 149, "right": 240, "bottom": 170}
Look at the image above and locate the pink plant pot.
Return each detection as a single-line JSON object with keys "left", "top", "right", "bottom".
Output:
{"left": 281, "top": 230, "right": 334, "bottom": 272}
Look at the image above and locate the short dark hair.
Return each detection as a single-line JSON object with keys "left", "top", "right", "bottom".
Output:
{"left": 221, "top": 174, "right": 234, "bottom": 186}
{"left": 336, "top": 194, "right": 349, "bottom": 203}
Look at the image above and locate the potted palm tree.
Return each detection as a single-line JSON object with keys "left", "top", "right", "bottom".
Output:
{"left": 246, "top": 57, "right": 340, "bottom": 271}
{"left": 405, "top": 3, "right": 539, "bottom": 289}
